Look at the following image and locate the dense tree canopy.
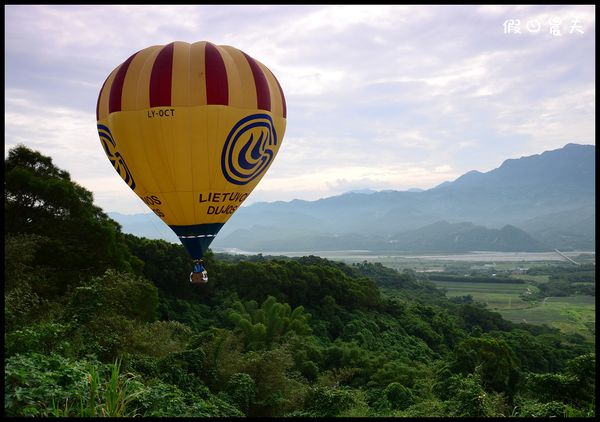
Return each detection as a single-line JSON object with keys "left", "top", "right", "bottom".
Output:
{"left": 4, "top": 145, "right": 595, "bottom": 417}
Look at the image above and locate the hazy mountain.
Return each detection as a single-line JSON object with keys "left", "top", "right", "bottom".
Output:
{"left": 424, "top": 143, "right": 595, "bottom": 227}
{"left": 344, "top": 188, "right": 378, "bottom": 194}
{"left": 109, "top": 143, "right": 595, "bottom": 252}
{"left": 519, "top": 205, "right": 595, "bottom": 250}
{"left": 388, "top": 221, "right": 548, "bottom": 252}
{"left": 213, "top": 221, "right": 547, "bottom": 253}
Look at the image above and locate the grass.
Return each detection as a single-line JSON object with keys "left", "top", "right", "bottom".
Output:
{"left": 48, "top": 359, "right": 142, "bottom": 417}
{"left": 432, "top": 281, "right": 535, "bottom": 309}
{"left": 514, "top": 274, "right": 551, "bottom": 283}
{"left": 498, "top": 296, "right": 595, "bottom": 342}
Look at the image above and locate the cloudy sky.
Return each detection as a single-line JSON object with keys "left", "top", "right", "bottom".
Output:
{"left": 5, "top": 4, "right": 595, "bottom": 214}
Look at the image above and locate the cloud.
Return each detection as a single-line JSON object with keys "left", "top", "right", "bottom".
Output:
{"left": 4, "top": 88, "right": 131, "bottom": 211}
{"left": 4, "top": 5, "right": 595, "bottom": 214}
{"left": 509, "top": 88, "right": 596, "bottom": 153}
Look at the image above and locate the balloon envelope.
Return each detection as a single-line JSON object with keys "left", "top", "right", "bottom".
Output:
{"left": 97, "top": 41, "right": 286, "bottom": 259}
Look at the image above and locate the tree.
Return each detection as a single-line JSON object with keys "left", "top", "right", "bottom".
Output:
{"left": 449, "top": 336, "right": 521, "bottom": 399}
{"left": 4, "top": 233, "right": 46, "bottom": 330}
{"left": 382, "top": 382, "right": 414, "bottom": 411}
{"left": 224, "top": 373, "right": 256, "bottom": 414}
{"left": 61, "top": 269, "right": 162, "bottom": 360}
{"left": 564, "top": 353, "right": 595, "bottom": 405}
{"left": 4, "top": 145, "right": 142, "bottom": 296}
{"left": 443, "top": 369, "right": 508, "bottom": 417}
{"left": 523, "top": 353, "right": 596, "bottom": 409}
{"left": 296, "top": 385, "right": 359, "bottom": 417}
{"left": 122, "top": 234, "right": 193, "bottom": 299}
{"left": 228, "top": 296, "right": 312, "bottom": 350}
{"left": 66, "top": 269, "right": 158, "bottom": 324}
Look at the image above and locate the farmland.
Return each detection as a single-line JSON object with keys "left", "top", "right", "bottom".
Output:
{"left": 422, "top": 259, "right": 595, "bottom": 342}
{"left": 430, "top": 278, "right": 595, "bottom": 342}
{"left": 499, "top": 296, "right": 595, "bottom": 339}
{"left": 430, "top": 279, "right": 535, "bottom": 309}
{"left": 422, "top": 259, "right": 594, "bottom": 341}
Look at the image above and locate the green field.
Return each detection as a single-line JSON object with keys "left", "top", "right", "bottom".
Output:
{"left": 432, "top": 280, "right": 536, "bottom": 309}
{"left": 498, "top": 296, "right": 596, "bottom": 341}
{"left": 431, "top": 279, "right": 595, "bottom": 342}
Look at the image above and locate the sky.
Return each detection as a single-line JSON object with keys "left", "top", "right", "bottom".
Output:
{"left": 4, "top": 4, "right": 596, "bottom": 215}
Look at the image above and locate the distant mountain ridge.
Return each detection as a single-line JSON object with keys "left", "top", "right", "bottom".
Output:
{"left": 109, "top": 143, "right": 595, "bottom": 252}
{"left": 388, "top": 221, "right": 548, "bottom": 252}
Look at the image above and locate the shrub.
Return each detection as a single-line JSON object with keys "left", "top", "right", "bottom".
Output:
{"left": 4, "top": 353, "right": 143, "bottom": 417}
{"left": 383, "top": 382, "right": 414, "bottom": 410}
{"left": 300, "top": 385, "right": 358, "bottom": 417}
{"left": 224, "top": 372, "right": 256, "bottom": 414}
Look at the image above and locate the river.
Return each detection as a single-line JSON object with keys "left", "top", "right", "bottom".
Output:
{"left": 215, "top": 249, "right": 595, "bottom": 263}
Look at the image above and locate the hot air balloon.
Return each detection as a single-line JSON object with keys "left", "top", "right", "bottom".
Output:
{"left": 96, "top": 41, "right": 287, "bottom": 283}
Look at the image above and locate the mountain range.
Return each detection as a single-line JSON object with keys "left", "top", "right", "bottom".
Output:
{"left": 108, "top": 143, "right": 595, "bottom": 253}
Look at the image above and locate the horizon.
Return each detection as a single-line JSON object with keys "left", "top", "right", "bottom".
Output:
{"left": 105, "top": 141, "right": 593, "bottom": 214}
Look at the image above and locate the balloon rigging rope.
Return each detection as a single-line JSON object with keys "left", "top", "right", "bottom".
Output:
{"left": 134, "top": 195, "right": 175, "bottom": 243}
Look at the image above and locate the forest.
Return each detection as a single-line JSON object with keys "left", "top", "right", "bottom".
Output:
{"left": 4, "top": 145, "right": 596, "bottom": 417}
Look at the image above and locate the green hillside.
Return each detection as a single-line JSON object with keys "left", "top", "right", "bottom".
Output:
{"left": 4, "top": 145, "right": 595, "bottom": 417}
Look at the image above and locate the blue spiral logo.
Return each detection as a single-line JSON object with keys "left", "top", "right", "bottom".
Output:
{"left": 97, "top": 124, "right": 136, "bottom": 190}
{"left": 221, "top": 114, "right": 277, "bottom": 185}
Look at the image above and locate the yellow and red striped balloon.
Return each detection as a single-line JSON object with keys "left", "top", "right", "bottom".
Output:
{"left": 97, "top": 41, "right": 286, "bottom": 259}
